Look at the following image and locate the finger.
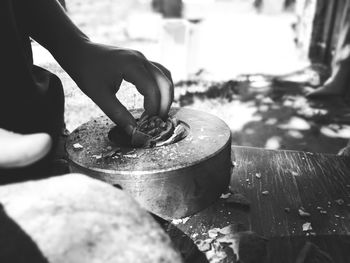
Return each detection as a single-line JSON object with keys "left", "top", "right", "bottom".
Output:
{"left": 123, "top": 64, "right": 160, "bottom": 117}
{"left": 92, "top": 91, "right": 137, "bottom": 136}
{"left": 153, "top": 62, "right": 174, "bottom": 109}
{"left": 146, "top": 62, "right": 174, "bottom": 118}
{"left": 150, "top": 61, "right": 173, "bottom": 83}
{"left": 0, "top": 130, "right": 52, "bottom": 168}
{"left": 150, "top": 61, "right": 175, "bottom": 108}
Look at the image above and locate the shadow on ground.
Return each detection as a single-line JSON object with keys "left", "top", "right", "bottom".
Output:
{"left": 267, "top": 235, "right": 350, "bottom": 263}
{"left": 175, "top": 68, "right": 350, "bottom": 154}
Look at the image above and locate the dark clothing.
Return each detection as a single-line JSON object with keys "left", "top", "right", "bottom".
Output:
{"left": 331, "top": 0, "right": 350, "bottom": 68}
{"left": 0, "top": 0, "right": 65, "bottom": 180}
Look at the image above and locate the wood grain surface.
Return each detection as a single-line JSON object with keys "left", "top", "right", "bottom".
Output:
{"left": 162, "top": 145, "right": 350, "bottom": 262}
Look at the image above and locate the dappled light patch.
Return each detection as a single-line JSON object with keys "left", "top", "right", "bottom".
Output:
{"left": 286, "top": 130, "right": 304, "bottom": 139}
{"left": 182, "top": 98, "right": 261, "bottom": 133}
{"left": 320, "top": 125, "right": 350, "bottom": 139}
{"left": 174, "top": 73, "right": 350, "bottom": 154}
{"left": 265, "top": 118, "right": 278, "bottom": 125}
{"left": 258, "top": 104, "right": 269, "bottom": 112}
{"left": 250, "top": 79, "right": 271, "bottom": 89}
{"left": 265, "top": 136, "right": 282, "bottom": 150}
{"left": 244, "top": 128, "right": 255, "bottom": 135}
{"left": 278, "top": 116, "right": 311, "bottom": 131}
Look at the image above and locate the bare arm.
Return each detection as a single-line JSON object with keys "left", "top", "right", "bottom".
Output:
{"left": 17, "top": 0, "right": 174, "bottom": 134}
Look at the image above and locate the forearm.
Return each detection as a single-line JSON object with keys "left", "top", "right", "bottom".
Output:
{"left": 13, "top": 0, "right": 174, "bottom": 128}
{"left": 16, "top": 0, "right": 89, "bottom": 70}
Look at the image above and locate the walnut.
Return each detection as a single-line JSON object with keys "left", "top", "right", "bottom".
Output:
{"left": 131, "top": 115, "right": 185, "bottom": 148}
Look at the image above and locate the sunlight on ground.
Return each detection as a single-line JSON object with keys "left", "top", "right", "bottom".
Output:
{"left": 265, "top": 136, "right": 282, "bottom": 149}
{"left": 321, "top": 125, "right": 350, "bottom": 139}
{"left": 278, "top": 117, "right": 311, "bottom": 131}
{"left": 183, "top": 98, "right": 261, "bottom": 132}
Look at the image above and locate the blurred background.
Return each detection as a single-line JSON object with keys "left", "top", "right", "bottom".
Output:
{"left": 33, "top": 0, "right": 350, "bottom": 154}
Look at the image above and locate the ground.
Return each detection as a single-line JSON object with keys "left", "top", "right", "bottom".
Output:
{"left": 32, "top": 0, "right": 350, "bottom": 154}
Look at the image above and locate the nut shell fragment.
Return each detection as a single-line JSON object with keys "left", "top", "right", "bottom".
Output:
{"left": 131, "top": 115, "right": 186, "bottom": 148}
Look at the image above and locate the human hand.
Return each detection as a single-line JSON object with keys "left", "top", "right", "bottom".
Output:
{"left": 68, "top": 42, "right": 174, "bottom": 135}
{"left": 0, "top": 129, "right": 52, "bottom": 168}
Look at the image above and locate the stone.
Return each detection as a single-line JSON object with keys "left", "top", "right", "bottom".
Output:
{"left": 302, "top": 222, "right": 313, "bottom": 232}
{"left": 220, "top": 192, "right": 231, "bottom": 199}
{"left": 208, "top": 228, "right": 220, "bottom": 239}
{"left": 194, "top": 240, "right": 211, "bottom": 252}
{"left": 72, "top": 143, "right": 83, "bottom": 150}
{"left": 0, "top": 174, "right": 182, "bottom": 263}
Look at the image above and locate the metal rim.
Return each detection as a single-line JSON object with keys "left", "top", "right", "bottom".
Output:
{"left": 66, "top": 108, "right": 231, "bottom": 177}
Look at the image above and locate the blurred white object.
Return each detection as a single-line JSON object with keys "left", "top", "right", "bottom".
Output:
{"left": 294, "top": 0, "right": 317, "bottom": 61}
{"left": 183, "top": 0, "right": 215, "bottom": 20}
{"left": 126, "top": 13, "right": 163, "bottom": 41}
{"left": 160, "top": 19, "right": 202, "bottom": 81}
{"left": 261, "top": 0, "right": 284, "bottom": 15}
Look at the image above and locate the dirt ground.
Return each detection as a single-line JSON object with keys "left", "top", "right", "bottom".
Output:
{"left": 32, "top": 0, "right": 350, "bottom": 154}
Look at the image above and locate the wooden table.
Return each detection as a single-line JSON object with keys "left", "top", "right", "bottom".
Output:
{"left": 160, "top": 145, "right": 350, "bottom": 263}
